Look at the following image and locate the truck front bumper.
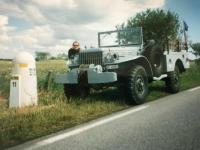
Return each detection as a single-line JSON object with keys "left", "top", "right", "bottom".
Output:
{"left": 55, "top": 69, "right": 117, "bottom": 84}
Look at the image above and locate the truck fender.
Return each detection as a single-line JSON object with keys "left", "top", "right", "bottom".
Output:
{"left": 117, "top": 56, "right": 153, "bottom": 81}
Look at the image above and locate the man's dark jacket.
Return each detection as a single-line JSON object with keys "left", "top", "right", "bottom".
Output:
{"left": 68, "top": 48, "right": 80, "bottom": 59}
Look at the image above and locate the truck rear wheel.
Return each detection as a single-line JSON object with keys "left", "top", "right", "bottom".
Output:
{"left": 125, "top": 66, "right": 148, "bottom": 105}
{"left": 165, "top": 66, "right": 180, "bottom": 93}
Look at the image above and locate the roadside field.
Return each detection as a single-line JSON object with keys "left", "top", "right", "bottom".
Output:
{"left": 0, "top": 60, "right": 200, "bottom": 149}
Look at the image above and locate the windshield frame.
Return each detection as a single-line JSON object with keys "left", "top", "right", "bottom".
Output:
{"left": 98, "top": 27, "right": 143, "bottom": 48}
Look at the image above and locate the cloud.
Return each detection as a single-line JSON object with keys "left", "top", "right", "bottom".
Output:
{"left": 0, "top": 0, "right": 165, "bottom": 58}
{"left": 32, "top": 0, "right": 78, "bottom": 9}
{"left": 0, "top": 1, "right": 25, "bottom": 19}
{"left": 0, "top": 15, "right": 8, "bottom": 26}
{"left": 19, "top": 4, "right": 47, "bottom": 25}
{"left": 0, "top": 15, "right": 15, "bottom": 44}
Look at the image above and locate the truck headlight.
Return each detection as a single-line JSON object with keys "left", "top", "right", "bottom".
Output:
{"left": 105, "top": 53, "right": 113, "bottom": 62}
{"left": 104, "top": 52, "right": 119, "bottom": 63}
{"left": 113, "top": 53, "right": 119, "bottom": 60}
{"left": 89, "top": 64, "right": 103, "bottom": 73}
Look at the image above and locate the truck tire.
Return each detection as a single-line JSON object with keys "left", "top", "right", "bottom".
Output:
{"left": 79, "top": 86, "right": 90, "bottom": 98}
{"left": 63, "top": 84, "right": 78, "bottom": 98}
{"left": 78, "top": 70, "right": 90, "bottom": 98}
{"left": 63, "top": 84, "right": 90, "bottom": 99}
{"left": 125, "top": 65, "right": 148, "bottom": 105}
{"left": 165, "top": 66, "right": 180, "bottom": 93}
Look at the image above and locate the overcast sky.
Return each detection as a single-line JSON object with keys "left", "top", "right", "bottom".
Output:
{"left": 0, "top": 0, "right": 199, "bottom": 58}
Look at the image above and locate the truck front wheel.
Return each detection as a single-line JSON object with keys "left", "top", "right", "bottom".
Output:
{"left": 126, "top": 66, "right": 149, "bottom": 105}
{"left": 63, "top": 84, "right": 78, "bottom": 98}
{"left": 63, "top": 84, "right": 90, "bottom": 99}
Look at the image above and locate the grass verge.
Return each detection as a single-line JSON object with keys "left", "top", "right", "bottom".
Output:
{"left": 0, "top": 62, "right": 200, "bottom": 149}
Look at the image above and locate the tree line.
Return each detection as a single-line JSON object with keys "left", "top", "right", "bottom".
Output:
{"left": 35, "top": 51, "right": 67, "bottom": 61}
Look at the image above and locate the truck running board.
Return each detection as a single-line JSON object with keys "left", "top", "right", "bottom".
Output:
{"left": 153, "top": 74, "right": 168, "bottom": 81}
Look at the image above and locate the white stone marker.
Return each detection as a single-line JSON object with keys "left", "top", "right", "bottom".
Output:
{"left": 9, "top": 52, "right": 38, "bottom": 108}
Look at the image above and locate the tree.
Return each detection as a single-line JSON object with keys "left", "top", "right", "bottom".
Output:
{"left": 119, "top": 9, "right": 180, "bottom": 46}
{"left": 35, "top": 51, "right": 50, "bottom": 61}
{"left": 191, "top": 43, "right": 200, "bottom": 56}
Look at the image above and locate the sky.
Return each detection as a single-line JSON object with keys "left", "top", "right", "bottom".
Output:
{"left": 0, "top": 0, "right": 199, "bottom": 59}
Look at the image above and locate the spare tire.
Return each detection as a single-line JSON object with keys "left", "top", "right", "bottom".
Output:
{"left": 149, "top": 45, "right": 164, "bottom": 76}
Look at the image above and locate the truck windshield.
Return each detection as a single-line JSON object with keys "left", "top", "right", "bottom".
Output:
{"left": 98, "top": 27, "right": 142, "bottom": 48}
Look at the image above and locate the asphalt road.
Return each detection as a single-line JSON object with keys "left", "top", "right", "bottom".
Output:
{"left": 9, "top": 87, "right": 200, "bottom": 150}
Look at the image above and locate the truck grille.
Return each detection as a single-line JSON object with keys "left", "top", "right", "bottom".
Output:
{"left": 79, "top": 51, "right": 103, "bottom": 65}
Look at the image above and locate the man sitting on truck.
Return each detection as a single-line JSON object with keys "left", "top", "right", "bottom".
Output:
{"left": 68, "top": 41, "right": 80, "bottom": 59}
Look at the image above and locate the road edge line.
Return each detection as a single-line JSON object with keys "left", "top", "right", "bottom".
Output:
{"left": 187, "top": 86, "right": 200, "bottom": 92}
{"left": 25, "top": 105, "right": 149, "bottom": 150}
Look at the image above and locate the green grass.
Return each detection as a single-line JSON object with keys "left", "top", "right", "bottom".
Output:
{"left": 0, "top": 61, "right": 12, "bottom": 97}
{"left": 0, "top": 99, "right": 126, "bottom": 148}
{"left": 0, "top": 60, "right": 200, "bottom": 149}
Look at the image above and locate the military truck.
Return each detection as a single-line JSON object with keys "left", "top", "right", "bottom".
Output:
{"left": 55, "top": 27, "right": 190, "bottom": 104}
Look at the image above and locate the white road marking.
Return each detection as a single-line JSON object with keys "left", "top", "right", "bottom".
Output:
{"left": 25, "top": 105, "right": 149, "bottom": 150}
{"left": 188, "top": 86, "right": 200, "bottom": 92}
